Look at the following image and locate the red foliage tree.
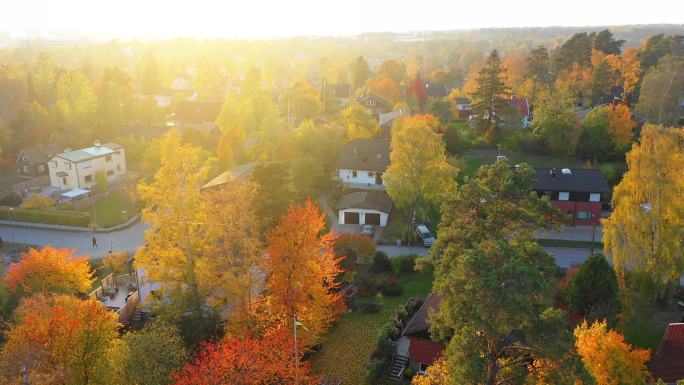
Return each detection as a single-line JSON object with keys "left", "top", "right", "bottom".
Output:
{"left": 173, "top": 329, "right": 320, "bottom": 385}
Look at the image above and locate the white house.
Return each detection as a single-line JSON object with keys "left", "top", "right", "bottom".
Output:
{"left": 336, "top": 138, "right": 390, "bottom": 189}
{"left": 48, "top": 142, "right": 127, "bottom": 190}
{"left": 337, "top": 191, "right": 393, "bottom": 226}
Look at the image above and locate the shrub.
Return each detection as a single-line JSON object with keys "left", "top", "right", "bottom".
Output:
{"left": 354, "top": 271, "right": 382, "bottom": 295}
{"left": 0, "top": 191, "right": 22, "bottom": 207}
{"left": 565, "top": 253, "right": 620, "bottom": 318}
{"left": 381, "top": 283, "right": 404, "bottom": 297}
{"left": 334, "top": 233, "right": 377, "bottom": 264}
{"left": 369, "top": 251, "right": 393, "bottom": 274}
{"left": 19, "top": 194, "right": 54, "bottom": 210}
{"left": 361, "top": 301, "right": 380, "bottom": 313}
{"left": 103, "top": 252, "right": 132, "bottom": 273}
{"left": 0, "top": 207, "right": 91, "bottom": 227}
{"left": 392, "top": 254, "right": 418, "bottom": 273}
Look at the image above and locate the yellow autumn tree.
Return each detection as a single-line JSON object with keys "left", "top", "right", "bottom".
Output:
{"left": 136, "top": 130, "right": 261, "bottom": 333}
{"left": 384, "top": 115, "right": 458, "bottom": 242}
{"left": 574, "top": 320, "right": 651, "bottom": 385}
{"left": 411, "top": 358, "right": 451, "bottom": 385}
{"left": 603, "top": 124, "right": 684, "bottom": 297}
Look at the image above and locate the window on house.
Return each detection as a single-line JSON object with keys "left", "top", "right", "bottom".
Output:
{"left": 368, "top": 171, "right": 374, "bottom": 178}
{"left": 65, "top": 162, "right": 72, "bottom": 170}
{"left": 107, "top": 170, "right": 114, "bottom": 176}
{"left": 558, "top": 192, "right": 570, "bottom": 201}
{"left": 84, "top": 175, "right": 93, "bottom": 183}
{"left": 105, "top": 155, "right": 112, "bottom": 162}
{"left": 352, "top": 170, "right": 357, "bottom": 178}
{"left": 22, "top": 155, "right": 27, "bottom": 162}
{"left": 51, "top": 161, "right": 57, "bottom": 168}
{"left": 23, "top": 166, "right": 29, "bottom": 173}
{"left": 117, "top": 165, "right": 121, "bottom": 172}
{"left": 368, "top": 99, "right": 375, "bottom": 106}
{"left": 38, "top": 165, "right": 45, "bottom": 173}
{"left": 589, "top": 193, "right": 601, "bottom": 202}
{"left": 62, "top": 177, "right": 67, "bottom": 185}
{"left": 577, "top": 211, "right": 593, "bottom": 220}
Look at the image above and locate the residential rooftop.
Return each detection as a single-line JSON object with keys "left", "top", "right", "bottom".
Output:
{"left": 56, "top": 143, "right": 121, "bottom": 163}
{"left": 336, "top": 138, "right": 390, "bottom": 172}
{"left": 532, "top": 168, "right": 610, "bottom": 193}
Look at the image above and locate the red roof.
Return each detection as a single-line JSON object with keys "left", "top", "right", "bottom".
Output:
{"left": 651, "top": 323, "right": 684, "bottom": 383}
{"left": 506, "top": 98, "right": 529, "bottom": 117}
{"left": 409, "top": 337, "right": 445, "bottom": 366}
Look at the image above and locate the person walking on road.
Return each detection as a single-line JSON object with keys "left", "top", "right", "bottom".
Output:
{"left": 92, "top": 237, "right": 98, "bottom": 247}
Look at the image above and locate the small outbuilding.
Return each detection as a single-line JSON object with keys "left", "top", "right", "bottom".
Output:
{"left": 337, "top": 190, "right": 392, "bottom": 226}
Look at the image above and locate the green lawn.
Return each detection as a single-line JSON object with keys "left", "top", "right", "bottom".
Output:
{"left": 461, "top": 149, "right": 585, "bottom": 178}
{"left": 81, "top": 191, "right": 139, "bottom": 228}
{"left": 621, "top": 295, "right": 673, "bottom": 353}
{"left": 311, "top": 269, "right": 433, "bottom": 385}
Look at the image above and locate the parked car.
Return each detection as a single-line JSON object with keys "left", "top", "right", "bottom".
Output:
{"left": 415, "top": 225, "right": 435, "bottom": 247}
{"left": 361, "top": 224, "right": 374, "bottom": 236}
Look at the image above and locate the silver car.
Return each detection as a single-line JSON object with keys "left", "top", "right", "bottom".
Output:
{"left": 415, "top": 225, "right": 435, "bottom": 247}
{"left": 361, "top": 224, "right": 374, "bottom": 236}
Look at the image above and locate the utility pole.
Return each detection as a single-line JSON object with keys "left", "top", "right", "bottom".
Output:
{"left": 293, "top": 315, "right": 299, "bottom": 385}
{"left": 590, "top": 222, "right": 597, "bottom": 256}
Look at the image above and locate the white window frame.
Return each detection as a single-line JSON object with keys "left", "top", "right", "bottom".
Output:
{"left": 38, "top": 165, "right": 45, "bottom": 173}
{"left": 65, "top": 162, "right": 72, "bottom": 170}
{"left": 23, "top": 165, "right": 29, "bottom": 173}
{"left": 558, "top": 192, "right": 570, "bottom": 201}
{"left": 589, "top": 193, "right": 601, "bottom": 202}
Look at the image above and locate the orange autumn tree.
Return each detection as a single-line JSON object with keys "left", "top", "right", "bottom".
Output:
{"left": 172, "top": 328, "right": 319, "bottom": 385}
{"left": 574, "top": 320, "right": 651, "bottom": 385}
{"left": 367, "top": 76, "right": 403, "bottom": 105}
{"left": 606, "top": 104, "right": 637, "bottom": 149}
{"left": 1, "top": 294, "right": 119, "bottom": 385}
{"left": 4, "top": 246, "right": 93, "bottom": 295}
{"left": 260, "top": 199, "right": 344, "bottom": 345}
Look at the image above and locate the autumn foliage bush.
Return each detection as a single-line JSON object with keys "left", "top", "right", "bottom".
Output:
{"left": 4, "top": 246, "right": 94, "bottom": 295}
{"left": 173, "top": 329, "right": 320, "bottom": 385}
{"left": 334, "top": 232, "right": 377, "bottom": 265}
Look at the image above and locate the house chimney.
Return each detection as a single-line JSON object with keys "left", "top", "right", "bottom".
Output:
{"left": 94, "top": 140, "right": 101, "bottom": 147}
{"left": 549, "top": 168, "right": 558, "bottom": 180}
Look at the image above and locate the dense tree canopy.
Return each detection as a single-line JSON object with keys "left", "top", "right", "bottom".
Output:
{"left": 603, "top": 124, "right": 684, "bottom": 298}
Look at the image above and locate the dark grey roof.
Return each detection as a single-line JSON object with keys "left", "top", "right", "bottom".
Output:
{"left": 336, "top": 138, "right": 390, "bottom": 172}
{"left": 330, "top": 84, "right": 351, "bottom": 98}
{"left": 201, "top": 162, "right": 257, "bottom": 190}
{"left": 18, "top": 144, "right": 59, "bottom": 164}
{"left": 425, "top": 83, "right": 451, "bottom": 98}
{"left": 337, "top": 191, "right": 393, "bottom": 213}
{"left": 402, "top": 293, "right": 441, "bottom": 336}
{"left": 533, "top": 168, "right": 610, "bottom": 193}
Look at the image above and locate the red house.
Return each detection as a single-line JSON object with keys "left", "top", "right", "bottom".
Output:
{"left": 532, "top": 168, "right": 610, "bottom": 226}
{"left": 400, "top": 294, "right": 445, "bottom": 374}
{"left": 651, "top": 323, "right": 684, "bottom": 384}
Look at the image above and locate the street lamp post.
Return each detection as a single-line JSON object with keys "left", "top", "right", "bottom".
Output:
{"left": 590, "top": 222, "right": 597, "bottom": 256}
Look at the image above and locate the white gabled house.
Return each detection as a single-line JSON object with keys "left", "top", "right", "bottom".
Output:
{"left": 336, "top": 138, "right": 390, "bottom": 189}
{"left": 48, "top": 141, "right": 127, "bottom": 190}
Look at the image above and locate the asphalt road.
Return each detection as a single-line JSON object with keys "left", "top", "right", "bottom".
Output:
{"left": 0, "top": 222, "right": 593, "bottom": 268}
{"left": 377, "top": 245, "right": 592, "bottom": 268}
{"left": 0, "top": 221, "right": 149, "bottom": 258}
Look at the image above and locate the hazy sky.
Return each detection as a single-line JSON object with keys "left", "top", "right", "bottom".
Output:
{"left": 3, "top": 0, "right": 683, "bottom": 39}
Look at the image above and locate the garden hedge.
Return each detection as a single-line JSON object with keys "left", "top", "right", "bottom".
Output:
{"left": 0, "top": 206, "right": 92, "bottom": 227}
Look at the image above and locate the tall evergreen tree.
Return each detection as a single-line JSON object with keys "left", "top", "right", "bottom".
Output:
{"left": 553, "top": 32, "right": 593, "bottom": 72}
{"left": 469, "top": 49, "right": 509, "bottom": 143}
{"left": 593, "top": 29, "right": 625, "bottom": 55}
{"left": 352, "top": 56, "right": 371, "bottom": 90}
{"left": 422, "top": 161, "right": 575, "bottom": 385}
{"left": 524, "top": 45, "right": 552, "bottom": 101}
